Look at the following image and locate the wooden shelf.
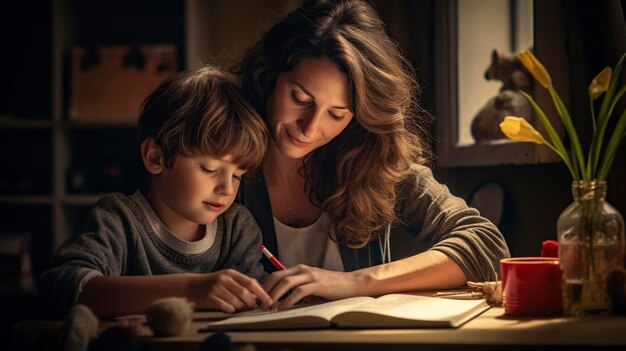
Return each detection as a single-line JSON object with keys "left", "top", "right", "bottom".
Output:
{"left": 64, "top": 121, "right": 137, "bottom": 130}
{"left": 62, "top": 195, "right": 102, "bottom": 206}
{"left": 0, "top": 196, "right": 53, "bottom": 205}
{"left": 0, "top": 116, "right": 52, "bottom": 129}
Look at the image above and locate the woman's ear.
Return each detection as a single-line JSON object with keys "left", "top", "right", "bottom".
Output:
{"left": 140, "top": 138, "right": 164, "bottom": 175}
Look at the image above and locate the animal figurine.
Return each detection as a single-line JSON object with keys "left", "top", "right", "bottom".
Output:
{"left": 471, "top": 49, "right": 534, "bottom": 144}
{"left": 483, "top": 49, "right": 532, "bottom": 93}
{"left": 471, "top": 90, "right": 533, "bottom": 143}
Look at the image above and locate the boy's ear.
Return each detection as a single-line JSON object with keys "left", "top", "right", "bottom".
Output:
{"left": 141, "top": 138, "right": 165, "bottom": 175}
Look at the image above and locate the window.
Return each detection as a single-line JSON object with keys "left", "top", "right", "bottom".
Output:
{"left": 435, "top": 0, "right": 561, "bottom": 167}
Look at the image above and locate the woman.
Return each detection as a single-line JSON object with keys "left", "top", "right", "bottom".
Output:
{"left": 233, "top": 0, "right": 510, "bottom": 310}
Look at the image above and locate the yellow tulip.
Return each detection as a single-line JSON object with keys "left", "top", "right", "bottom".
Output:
{"left": 518, "top": 50, "right": 552, "bottom": 88}
{"left": 588, "top": 67, "right": 611, "bottom": 100}
{"left": 499, "top": 116, "right": 546, "bottom": 144}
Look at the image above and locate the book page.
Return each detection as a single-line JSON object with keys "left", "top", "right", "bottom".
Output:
{"left": 358, "top": 294, "right": 487, "bottom": 320}
{"left": 331, "top": 294, "right": 489, "bottom": 328}
{"left": 206, "top": 296, "right": 374, "bottom": 330}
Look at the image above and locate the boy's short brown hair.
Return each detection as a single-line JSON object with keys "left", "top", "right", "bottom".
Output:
{"left": 138, "top": 66, "right": 268, "bottom": 171}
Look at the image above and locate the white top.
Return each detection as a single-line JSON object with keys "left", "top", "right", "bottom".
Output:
{"left": 273, "top": 212, "right": 345, "bottom": 272}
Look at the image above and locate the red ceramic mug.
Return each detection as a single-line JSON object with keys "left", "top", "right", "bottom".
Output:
{"left": 500, "top": 257, "right": 562, "bottom": 316}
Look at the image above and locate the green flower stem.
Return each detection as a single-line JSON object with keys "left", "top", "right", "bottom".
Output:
{"left": 544, "top": 139, "right": 577, "bottom": 178}
{"left": 521, "top": 91, "right": 577, "bottom": 179}
{"left": 590, "top": 100, "right": 597, "bottom": 132}
{"left": 549, "top": 87, "right": 587, "bottom": 179}
{"left": 579, "top": 186, "right": 602, "bottom": 283}
{"left": 571, "top": 147, "right": 581, "bottom": 178}
{"left": 586, "top": 97, "right": 597, "bottom": 177}
{"left": 606, "top": 86, "right": 626, "bottom": 125}
{"left": 597, "top": 107, "right": 626, "bottom": 180}
{"left": 590, "top": 53, "right": 626, "bottom": 177}
{"left": 590, "top": 85, "right": 626, "bottom": 177}
{"left": 587, "top": 97, "right": 597, "bottom": 179}
{"left": 597, "top": 53, "right": 625, "bottom": 125}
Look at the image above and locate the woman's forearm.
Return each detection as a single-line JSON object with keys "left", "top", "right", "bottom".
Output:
{"left": 78, "top": 274, "right": 193, "bottom": 318}
{"left": 352, "top": 250, "right": 468, "bottom": 296}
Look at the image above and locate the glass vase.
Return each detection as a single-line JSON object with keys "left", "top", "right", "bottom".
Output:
{"left": 557, "top": 180, "right": 625, "bottom": 315}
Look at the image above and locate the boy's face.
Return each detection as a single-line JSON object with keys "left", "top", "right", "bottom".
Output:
{"left": 148, "top": 153, "right": 245, "bottom": 234}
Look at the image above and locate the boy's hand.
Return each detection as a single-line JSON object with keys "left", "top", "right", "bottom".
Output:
{"left": 189, "top": 269, "right": 272, "bottom": 313}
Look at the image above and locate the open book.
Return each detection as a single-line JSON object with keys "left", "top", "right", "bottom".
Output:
{"left": 204, "top": 294, "right": 490, "bottom": 330}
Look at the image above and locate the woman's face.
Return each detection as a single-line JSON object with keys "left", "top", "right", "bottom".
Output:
{"left": 266, "top": 56, "right": 354, "bottom": 160}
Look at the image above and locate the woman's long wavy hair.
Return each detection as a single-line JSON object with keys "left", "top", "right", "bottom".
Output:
{"left": 233, "top": 0, "right": 430, "bottom": 248}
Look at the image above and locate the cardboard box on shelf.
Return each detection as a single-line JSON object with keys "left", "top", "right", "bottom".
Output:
{"left": 69, "top": 45, "right": 178, "bottom": 123}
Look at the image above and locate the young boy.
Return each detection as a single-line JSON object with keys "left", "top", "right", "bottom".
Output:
{"left": 39, "top": 66, "right": 273, "bottom": 317}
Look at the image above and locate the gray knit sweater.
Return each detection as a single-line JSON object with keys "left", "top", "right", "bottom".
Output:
{"left": 39, "top": 191, "right": 267, "bottom": 314}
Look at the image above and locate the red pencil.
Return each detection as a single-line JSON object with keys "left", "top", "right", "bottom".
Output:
{"left": 260, "top": 245, "right": 312, "bottom": 303}
{"left": 260, "top": 245, "right": 286, "bottom": 270}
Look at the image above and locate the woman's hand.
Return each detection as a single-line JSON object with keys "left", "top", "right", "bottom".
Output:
{"left": 263, "top": 264, "right": 365, "bottom": 310}
{"left": 189, "top": 269, "right": 273, "bottom": 313}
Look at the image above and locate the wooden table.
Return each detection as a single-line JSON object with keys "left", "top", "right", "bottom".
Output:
{"left": 15, "top": 306, "right": 626, "bottom": 351}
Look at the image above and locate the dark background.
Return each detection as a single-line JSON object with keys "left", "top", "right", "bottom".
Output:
{"left": 1, "top": 0, "right": 625, "bottom": 348}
